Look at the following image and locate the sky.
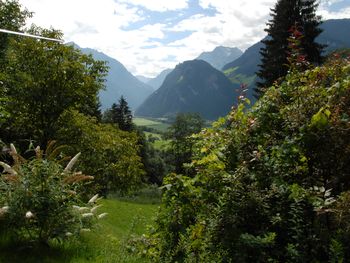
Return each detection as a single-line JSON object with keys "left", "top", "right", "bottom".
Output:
{"left": 18, "top": 0, "right": 350, "bottom": 78}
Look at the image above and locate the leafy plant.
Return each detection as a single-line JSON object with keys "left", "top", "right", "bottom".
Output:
{"left": 148, "top": 56, "right": 350, "bottom": 262}
{"left": 56, "top": 110, "right": 145, "bottom": 196}
{"left": 0, "top": 142, "right": 105, "bottom": 244}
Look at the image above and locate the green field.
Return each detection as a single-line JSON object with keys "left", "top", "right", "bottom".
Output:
{"left": 134, "top": 118, "right": 171, "bottom": 149}
{"left": 133, "top": 118, "right": 170, "bottom": 133}
{"left": 0, "top": 198, "right": 158, "bottom": 263}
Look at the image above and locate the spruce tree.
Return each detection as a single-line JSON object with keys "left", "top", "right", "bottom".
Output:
{"left": 104, "top": 96, "right": 133, "bottom": 131}
{"left": 256, "top": 0, "right": 324, "bottom": 97}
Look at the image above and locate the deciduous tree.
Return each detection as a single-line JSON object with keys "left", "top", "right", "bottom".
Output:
{"left": 1, "top": 26, "right": 107, "bottom": 148}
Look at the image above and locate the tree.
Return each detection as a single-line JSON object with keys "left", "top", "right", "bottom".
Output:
{"left": 103, "top": 96, "right": 133, "bottom": 132}
{"left": 0, "top": 0, "right": 32, "bottom": 120}
{"left": 0, "top": 0, "right": 32, "bottom": 67}
{"left": 56, "top": 110, "right": 144, "bottom": 196}
{"left": 1, "top": 26, "right": 107, "bottom": 149}
{"left": 256, "top": 0, "right": 324, "bottom": 97}
{"left": 166, "top": 113, "right": 204, "bottom": 174}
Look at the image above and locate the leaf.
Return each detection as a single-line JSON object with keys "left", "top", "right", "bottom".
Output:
{"left": 310, "top": 107, "right": 331, "bottom": 129}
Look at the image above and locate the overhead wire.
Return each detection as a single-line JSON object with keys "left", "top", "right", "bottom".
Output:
{"left": 0, "top": 28, "right": 63, "bottom": 43}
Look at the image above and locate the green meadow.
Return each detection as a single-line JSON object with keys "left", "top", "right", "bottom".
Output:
{"left": 0, "top": 198, "right": 158, "bottom": 263}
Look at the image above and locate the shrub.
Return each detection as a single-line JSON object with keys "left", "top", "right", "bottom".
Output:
{"left": 0, "top": 143, "right": 105, "bottom": 244}
{"left": 149, "top": 57, "right": 350, "bottom": 261}
{"left": 56, "top": 110, "right": 145, "bottom": 196}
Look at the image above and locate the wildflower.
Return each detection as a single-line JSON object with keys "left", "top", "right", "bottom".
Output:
{"left": 80, "top": 228, "right": 91, "bottom": 233}
{"left": 98, "top": 213, "right": 108, "bottom": 219}
{"left": 25, "top": 211, "right": 34, "bottom": 219}
{"left": 82, "top": 213, "right": 94, "bottom": 218}
{"left": 0, "top": 206, "right": 9, "bottom": 217}
{"left": 0, "top": 162, "right": 17, "bottom": 176}
{"left": 91, "top": 205, "right": 102, "bottom": 213}
{"left": 88, "top": 194, "right": 99, "bottom": 204}
{"left": 72, "top": 205, "right": 80, "bottom": 210}
{"left": 10, "top": 144, "right": 17, "bottom": 155}
{"left": 64, "top": 152, "right": 81, "bottom": 172}
{"left": 78, "top": 207, "right": 90, "bottom": 212}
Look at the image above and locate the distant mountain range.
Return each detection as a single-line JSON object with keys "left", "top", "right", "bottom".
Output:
{"left": 135, "top": 60, "right": 236, "bottom": 120}
{"left": 197, "top": 46, "right": 243, "bottom": 70}
{"left": 71, "top": 18, "right": 350, "bottom": 119}
{"left": 222, "top": 19, "right": 350, "bottom": 101}
{"left": 72, "top": 43, "right": 153, "bottom": 110}
{"left": 146, "top": 68, "right": 173, "bottom": 90}
{"left": 137, "top": 46, "right": 243, "bottom": 91}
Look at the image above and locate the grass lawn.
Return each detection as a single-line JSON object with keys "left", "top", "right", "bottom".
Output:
{"left": 0, "top": 198, "right": 159, "bottom": 263}
{"left": 133, "top": 118, "right": 170, "bottom": 133}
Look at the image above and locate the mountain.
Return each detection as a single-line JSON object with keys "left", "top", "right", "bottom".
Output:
{"left": 197, "top": 46, "right": 243, "bottom": 70}
{"left": 146, "top": 68, "right": 173, "bottom": 90}
{"left": 222, "top": 18, "right": 350, "bottom": 100}
{"left": 136, "top": 75, "right": 152, "bottom": 84}
{"left": 317, "top": 19, "right": 350, "bottom": 52}
{"left": 71, "top": 43, "right": 154, "bottom": 110}
{"left": 135, "top": 60, "right": 236, "bottom": 120}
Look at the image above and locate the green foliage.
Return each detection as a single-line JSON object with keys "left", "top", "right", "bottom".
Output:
{"left": 56, "top": 110, "right": 144, "bottom": 195}
{"left": 103, "top": 96, "right": 133, "bottom": 132}
{"left": 0, "top": 25, "right": 107, "bottom": 148}
{"left": 0, "top": 143, "right": 103, "bottom": 244}
{"left": 166, "top": 113, "right": 204, "bottom": 174}
{"left": 256, "top": 0, "right": 324, "bottom": 96}
{"left": 0, "top": 0, "right": 32, "bottom": 66}
{"left": 149, "top": 57, "right": 350, "bottom": 262}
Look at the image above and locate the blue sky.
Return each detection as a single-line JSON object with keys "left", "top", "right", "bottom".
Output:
{"left": 20, "top": 0, "right": 350, "bottom": 77}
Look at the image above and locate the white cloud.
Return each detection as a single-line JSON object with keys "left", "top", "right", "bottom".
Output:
{"left": 116, "top": 0, "right": 189, "bottom": 12}
{"left": 17, "top": 0, "right": 350, "bottom": 77}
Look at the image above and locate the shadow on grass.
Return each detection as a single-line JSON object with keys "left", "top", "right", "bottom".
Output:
{"left": 109, "top": 185, "right": 162, "bottom": 205}
{"left": 0, "top": 238, "right": 78, "bottom": 263}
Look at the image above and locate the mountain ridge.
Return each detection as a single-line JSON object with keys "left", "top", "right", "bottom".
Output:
{"left": 70, "top": 43, "right": 154, "bottom": 110}
{"left": 135, "top": 59, "right": 236, "bottom": 120}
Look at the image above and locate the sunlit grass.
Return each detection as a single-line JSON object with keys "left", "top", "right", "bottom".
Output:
{"left": 0, "top": 198, "right": 158, "bottom": 263}
{"left": 133, "top": 117, "right": 170, "bottom": 133}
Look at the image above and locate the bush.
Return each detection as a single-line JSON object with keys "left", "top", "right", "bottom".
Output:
{"left": 56, "top": 110, "right": 145, "bottom": 196}
{"left": 0, "top": 143, "right": 105, "bottom": 244}
{"left": 149, "top": 57, "right": 350, "bottom": 262}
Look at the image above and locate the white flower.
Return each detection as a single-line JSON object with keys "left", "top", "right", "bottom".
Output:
{"left": 65, "top": 232, "right": 73, "bottom": 237}
{"left": 82, "top": 213, "right": 94, "bottom": 218}
{"left": 80, "top": 228, "right": 91, "bottom": 233}
{"left": 10, "top": 144, "right": 17, "bottom": 155}
{"left": 0, "top": 206, "right": 9, "bottom": 216}
{"left": 98, "top": 213, "right": 108, "bottom": 219}
{"left": 64, "top": 152, "right": 81, "bottom": 172}
{"left": 88, "top": 194, "right": 99, "bottom": 204}
{"left": 91, "top": 205, "right": 102, "bottom": 213}
{"left": 25, "top": 211, "right": 34, "bottom": 219}
{"left": 0, "top": 162, "right": 17, "bottom": 176}
{"left": 72, "top": 205, "right": 80, "bottom": 210}
{"left": 78, "top": 207, "right": 90, "bottom": 212}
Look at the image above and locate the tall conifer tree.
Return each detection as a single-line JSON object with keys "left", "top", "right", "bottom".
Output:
{"left": 104, "top": 96, "right": 133, "bottom": 131}
{"left": 256, "top": 0, "right": 324, "bottom": 97}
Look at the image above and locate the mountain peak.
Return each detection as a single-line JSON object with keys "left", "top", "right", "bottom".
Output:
{"left": 196, "top": 46, "right": 243, "bottom": 70}
{"left": 135, "top": 59, "right": 236, "bottom": 120}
